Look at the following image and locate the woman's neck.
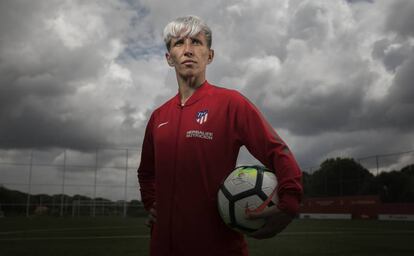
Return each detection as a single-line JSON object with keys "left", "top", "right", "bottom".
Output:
{"left": 177, "top": 75, "right": 205, "bottom": 105}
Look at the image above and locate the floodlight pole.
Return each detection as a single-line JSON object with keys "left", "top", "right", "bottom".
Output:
{"left": 60, "top": 150, "right": 67, "bottom": 217}
{"left": 123, "top": 149, "right": 129, "bottom": 218}
{"left": 93, "top": 148, "right": 98, "bottom": 217}
{"left": 72, "top": 200, "right": 75, "bottom": 218}
{"left": 26, "top": 150, "right": 34, "bottom": 217}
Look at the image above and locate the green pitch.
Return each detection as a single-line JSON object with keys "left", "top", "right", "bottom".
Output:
{"left": 1, "top": 217, "right": 414, "bottom": 256}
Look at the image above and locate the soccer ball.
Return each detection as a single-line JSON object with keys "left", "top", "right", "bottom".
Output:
{"left": 217, "top": 165, "right": 278, "bottom": 234}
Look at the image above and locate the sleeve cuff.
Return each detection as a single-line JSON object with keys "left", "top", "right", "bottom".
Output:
{"left": 277, "top": 192, "right": 301, "bottom": 217}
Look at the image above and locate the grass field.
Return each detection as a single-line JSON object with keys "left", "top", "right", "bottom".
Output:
{"left": 1, "top": 217, "right": 414, "bottom": 256}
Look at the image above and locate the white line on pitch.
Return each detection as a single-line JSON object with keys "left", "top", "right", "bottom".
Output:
{"left": 0, "top": 226, "right": 137, "bottom": 235}
{"left": 280, "top": 230, "right": 414, "bottom": 236}
{"left": 0, "top": 235, "right": 150, "bottom": 241}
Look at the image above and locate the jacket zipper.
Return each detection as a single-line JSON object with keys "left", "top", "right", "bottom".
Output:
{"left": 169, "top": 104, "right": 183, "bottom": 255}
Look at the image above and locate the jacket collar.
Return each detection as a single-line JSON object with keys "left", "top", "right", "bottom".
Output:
{"left": 175, "top": 80, "right": 211, "bottom": 107}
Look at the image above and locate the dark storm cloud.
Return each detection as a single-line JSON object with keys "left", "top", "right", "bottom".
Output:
{"left": 237, "top": 1, "right": 375, "bottom": 136}
{"left": 0, "top": 100, "right": 109, "bottom": 149}
{"left": 384, "top": 56, "right": 414, "bottom": 131}
{"left": 375, "top": 0, "right": 414, "bottom": 132}
{"left": 262, "top": 80, "right": 366, "bottom": 135}
{"left": 346, "top": 0, "right": 373, "bottom": 3}
{"left": 217, "top": 0, "right": 414, "bottom": 169}
{"left": 0, "top": 0, "right": 144, "bottom": 150}
{"left": 385, "top": 0, "right": 414, "bottom": 38}
{"left": 372, "top": 38, "right": 412, "bottom": 72}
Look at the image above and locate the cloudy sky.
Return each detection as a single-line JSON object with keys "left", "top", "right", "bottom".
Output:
{"left": 1, "top": 0, "right": 414, "bottom": 199}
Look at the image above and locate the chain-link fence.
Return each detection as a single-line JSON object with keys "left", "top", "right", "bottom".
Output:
{"left": 301, "top": 150, "right": 414, "bottom": 200}
{"left": 1, "top": 147, "right": 413, "bottom": 217}
{"left": 0, "top": 147, "right": 146, "bottom": 217}
{"left": 303, "top": 150, "right": 414, "bottom": 174}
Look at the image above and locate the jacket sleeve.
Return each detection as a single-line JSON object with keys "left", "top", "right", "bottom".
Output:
{"left": 137, "top": 113, "right": 156, "bottom": 211}
{"left": 233, "top": 94, "right": 303, "bottom": 217}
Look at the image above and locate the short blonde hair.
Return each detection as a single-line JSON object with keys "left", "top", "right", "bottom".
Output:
{"left": 163, "top": 15, "right": 212, "bottom": 51}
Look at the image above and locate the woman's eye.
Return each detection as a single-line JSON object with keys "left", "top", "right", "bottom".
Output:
{"left": 174, "top": 40, "right": 183, "bottom": 46}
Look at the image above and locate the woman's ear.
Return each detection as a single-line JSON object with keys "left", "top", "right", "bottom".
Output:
{"left": 207, "top": 49, "right": 214, "bottom": 64}
{"left": 166, "top": 52, "right": 175, "bottom": 67}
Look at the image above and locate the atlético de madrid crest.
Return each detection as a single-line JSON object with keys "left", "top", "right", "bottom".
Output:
{"left": 196, "top": 110, "right": 208, "bottom": 124}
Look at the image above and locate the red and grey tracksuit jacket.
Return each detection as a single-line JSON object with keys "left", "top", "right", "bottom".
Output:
{"left": 138, "top": 81, "right": 303, "bottom": 256}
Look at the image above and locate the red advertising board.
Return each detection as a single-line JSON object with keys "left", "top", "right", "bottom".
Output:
{"left": 300, "top": 195, "right": 380, "bottom": 219}
{"left": 380, "top": 203, "right": 414, "bottom": 214}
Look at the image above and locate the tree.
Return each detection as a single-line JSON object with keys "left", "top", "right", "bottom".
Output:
{"left": 376, "top": 164, "right": 414, "bottom": 202}
{"left": 306, "top": 157, "right": 376, "bottom": 197}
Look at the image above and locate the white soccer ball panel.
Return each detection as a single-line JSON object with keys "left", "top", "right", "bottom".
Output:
{"left": 262, "top": 171, "right": 277, "bottom": 189}
{"left": 223, "top": 168, "right": 257, "bottom": 195}
{"left": 217, "top": 190, "right": 231, "bottom": 224}
{"left": 261, "top": 172, "right": 278, "bottom": 204}
{"left": 234, "top": 195, "right": 266, "bottom": 230}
